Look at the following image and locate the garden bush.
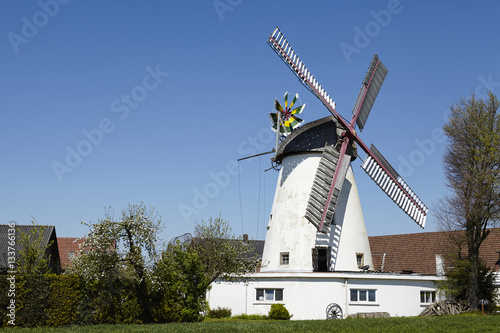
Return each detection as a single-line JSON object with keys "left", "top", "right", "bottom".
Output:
{"left": 268, "top": 303, "right": 292, "bottom": 320}
{"left": 150, "top": 244, "right": 209, "bottom": 323}
{"left": 232, "top": 313, "right": 268, "bottom": 320}
{"left": 87, "top": 278, "right": 142, "bottom": 325}
{"left": 208, "top": 306, "right": 232, "bottom": 318}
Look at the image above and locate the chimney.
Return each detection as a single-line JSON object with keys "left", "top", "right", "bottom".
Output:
{"left": 436, "top": 254, "right": 445, "bottom": 276}
{"left": 243, "top": 234, "right": 248, "bottom": 243}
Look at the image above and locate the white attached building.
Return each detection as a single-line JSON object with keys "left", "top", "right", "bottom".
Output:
{"left": 208, "top": 272, "right": 441, "bottom": 319}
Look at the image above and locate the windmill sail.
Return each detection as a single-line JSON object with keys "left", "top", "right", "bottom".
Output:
{"left": 305, "top": 144, "right": 350, "bottom": 234}
{"left": 268, "top": 27, "right": 338, "bottom": 120}
{"left": 361, "top": 145, "right": 428, "bottom": 228}
{"left": 351, "top": 54, "right": 388, "bottom": 132}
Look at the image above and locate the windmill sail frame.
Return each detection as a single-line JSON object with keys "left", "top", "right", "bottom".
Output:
{"left": 305, "top": 144, "right": 351, "bottom": 233}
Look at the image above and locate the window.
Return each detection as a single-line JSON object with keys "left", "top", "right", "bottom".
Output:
{"left": 356, "top": 253, "right": 364, "bottom": 268}
{"left": 350, "top": 289, "right": 376, "bottom": 302}
{"left": 312, "top": 247, "right": 329, "bottom": 272}
{"left": 280, "top": 252, "right": 289, "bottom": 265}
{"left": 420, "top": 291, "right": 436, "bottom": 304}
{"left": 256, "top": 289, "right": 283, "bottom": 302}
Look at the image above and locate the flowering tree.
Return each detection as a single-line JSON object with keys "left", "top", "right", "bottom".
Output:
{"left": 71, "top": 202, "right": 162, "bottom": 322}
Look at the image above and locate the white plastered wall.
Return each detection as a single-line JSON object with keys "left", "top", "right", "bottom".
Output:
{"left": 260, "top": 152, "right": 373, "bottom": 272}
{"left": 207, "top": 272, "right": 441, "bottom": 319}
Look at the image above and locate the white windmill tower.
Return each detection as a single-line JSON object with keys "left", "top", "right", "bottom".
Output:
{"left": 260, "top": 27, "right": 428, "bottom": 273}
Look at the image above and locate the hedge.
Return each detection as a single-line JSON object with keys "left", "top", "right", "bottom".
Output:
{"left": 0, "top": 274, "right": 145, "bottom": 327}
{"left": 46, "top": 274, "right": 83, "bottom": 327}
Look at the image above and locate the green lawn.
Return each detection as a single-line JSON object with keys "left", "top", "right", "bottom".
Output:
{"left": 8, "top": 315, "right": 500, "bottom": 333}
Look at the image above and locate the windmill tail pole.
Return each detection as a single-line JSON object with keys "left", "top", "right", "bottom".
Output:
{"left": 275, "top": 110, "right": 280, "bottom": 159}
{"left": 237, "top": 149, "right": 275, "bottom": 162}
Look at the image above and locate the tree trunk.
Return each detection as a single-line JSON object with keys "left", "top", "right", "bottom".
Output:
{"left": 125, "top": 226, "right": 151, "bottom": 322}
{"left": 469, "top": 254, "right": 478, "bottom": 310}
{"left": 467, "top": 225, "right": 481, "bottom": 310}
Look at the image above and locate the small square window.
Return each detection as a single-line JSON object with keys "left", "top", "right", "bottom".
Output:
{"left": 280, "top": 252, "right": 289, "bottom": 265}
{"left": 359, "top": 290, "right": 367, "bottom": 301}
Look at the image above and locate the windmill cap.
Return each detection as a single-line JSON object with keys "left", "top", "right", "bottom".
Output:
{"left": 274, "top": 116, "right": 357, "bottom": 163}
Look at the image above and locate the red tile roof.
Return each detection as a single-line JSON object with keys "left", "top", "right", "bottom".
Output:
{"left": 57, "top": 237, "right": 89, "bottom": 269}
{"left": 369, "top": 228, "right": 500, "bottom": 274}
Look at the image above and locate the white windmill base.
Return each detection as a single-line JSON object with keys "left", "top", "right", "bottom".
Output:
{"left": 260, "top": 152, "right": 373, "bottom": 272}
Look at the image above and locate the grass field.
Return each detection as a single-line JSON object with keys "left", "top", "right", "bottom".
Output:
{"left": 8, "top": 314, "right": 500, "bottom": 333}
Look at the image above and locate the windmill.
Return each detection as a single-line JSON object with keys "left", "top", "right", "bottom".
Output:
{"left": 267, "top": 27, "right": 428, "bottom": 235}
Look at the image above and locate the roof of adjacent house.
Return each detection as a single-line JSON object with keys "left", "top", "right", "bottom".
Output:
{"left": 242, "top": 240, "right": 265, "bottom": 260}
{"left": 190, "top": 236, "right": 265, "bottom": 261}
{"left": 0, "top": 224, "right": 60, "bottom": 272}
{"left": 57, "top": 237, "right": 89, "bottom": 269}
{"left": 369, "top": 228, "right": 500, "bottom": 274}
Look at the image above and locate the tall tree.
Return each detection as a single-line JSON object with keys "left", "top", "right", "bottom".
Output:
{"left": 72, "top": 202, "right": 162, "bottom": 321}
{"left": 437, "top": 91, "right": 500, "bottom": 309}
{"left": 192, "top": 215, "right": 258, "bottom": 284}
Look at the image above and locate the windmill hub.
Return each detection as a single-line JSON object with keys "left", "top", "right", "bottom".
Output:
{"left": 282, "top": 109, "right": 291, "bottom": 120}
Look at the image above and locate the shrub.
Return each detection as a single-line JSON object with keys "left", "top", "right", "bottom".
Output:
{"left": 268, "top": 303, "right": 292, "bottom": 320}
{"left": 208, "top": 307, "right": 232, "bottom": 318}
{"left": 87, "top": 278, "right": 142, "bottom": 325}
{"left": 150, "top": 245, "right": 209, "bottom": 323}
{"left": 232, "top": 313, "right": 268, "bottom": 320}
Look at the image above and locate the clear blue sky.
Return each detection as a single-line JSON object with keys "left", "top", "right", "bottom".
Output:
{"left": 2, "top": 1, "right": 500, "bottom": 245}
